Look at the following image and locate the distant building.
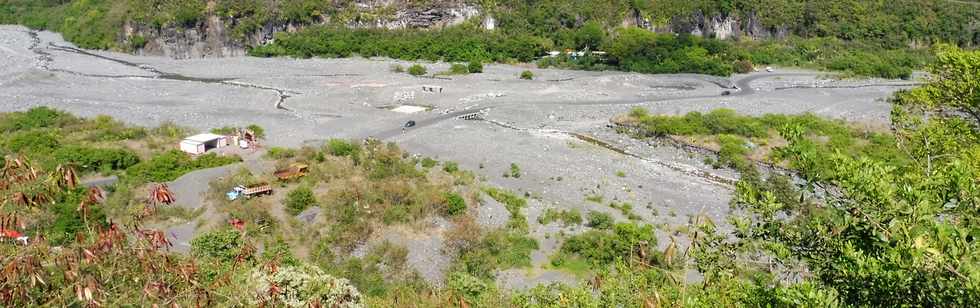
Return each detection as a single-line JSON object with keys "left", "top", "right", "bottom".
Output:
{"left": 179, "top": 133, "right": 229, "bottom": 155}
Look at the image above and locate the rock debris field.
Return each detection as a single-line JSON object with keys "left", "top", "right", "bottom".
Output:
{"left": 0, "top": 25, "right": 915, "bottom": 288}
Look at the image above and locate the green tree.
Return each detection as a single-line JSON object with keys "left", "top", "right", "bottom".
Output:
{"left": 575, "top": 21, "right": 605, "bottom": 50}
{"left": 894, "top": 44, "right": 980, "bottom": 126}
{"left": 725, "top": 45, "right": 980, "bottom": 306}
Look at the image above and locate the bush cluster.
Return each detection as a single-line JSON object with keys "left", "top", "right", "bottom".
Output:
{"left": 555, "top": 222, "right": 659, "bottom": 266}
{"left": 285, "top": 186, "right": 317, "bottom": 215}
{"left": 537, "top": 208, "right": 583, "bottom": 226}
{"left": 407, "top": 64, "right": 427, "bottom": 76}
{"left": 52, "top": 145, "right": 140, "bottom": 173}
{"left": 127, "top": 150, "right": 241, "bottom": 183}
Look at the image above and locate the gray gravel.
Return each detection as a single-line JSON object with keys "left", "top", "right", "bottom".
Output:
{"left": 167, "top": 163, "right": 241, "bottom": 210}
{"left": 476, "top": 197, "right": 510, "bottom": 229}
{"left": 0, "top": 25, "right": 913, "bottom": 289}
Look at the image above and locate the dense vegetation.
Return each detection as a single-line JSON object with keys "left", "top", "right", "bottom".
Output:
{"left": 0, "top": 107, "right": 241, "bottom": 182}
{"left": 3, "top": 1, "right": 976, "bottom": 77}
{"left": 607, "top": 45, "right": 980, "bottom": 306}
{"left": 621, "top": 107, "right": 908, "bottom": 173}
{"left": 3, "top": 44, "right": 979, "bottom": 305}
{"left": 0, "top": 107, "right": 241, "bottom": 243}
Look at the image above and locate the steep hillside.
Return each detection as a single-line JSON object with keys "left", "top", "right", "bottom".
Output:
{"left": 1, "top": 0, "right": 977, "bottom": 77}
{"left": 4, "top": 0, "right": 977, "bottom": 57}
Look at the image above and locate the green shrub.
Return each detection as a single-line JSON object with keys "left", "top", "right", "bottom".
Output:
{"left": 637, "top": 109, "right": 766, "bottom": 138}
{"left": 286, "top": 186, "right": 317, "bottom": 215}
{"left": 266, "top": 147, "right": 297, "bottom": 159}
{"left": 47, "top": 188, "right": 107, "bottom": 245}
{"left": 586, "top": 211, "right": 614, "bottom": 229}
{"left": 483, "top": 187, "right": 527, "bottom": 210}
{"left": 520, "top": 70, "right": 534, "bottom": 80}
{"left": 717, "top": 134, "right": 751, "bottom": 170}
{"left": 408, "top": 64, "right": 427, "bottom": 76}
{"left": 421, "top": 157, "right": 438, "bottom": 168}
{"left": 443, "top": 161, "right": 459, "bottom": 173}
{"left": 445, "top": 192, "right": 467, "bottom": 216}
{"left": 0, "top": 106, "right": 73, "bottom": 132}
{"left": 508, "top": 163, "right": 521, "bottom": 178}
{"left": 4, "top": 129, "right": 60, "bottom": 153}
{"left": 382, "top": 205, "right": 410, "bottom": 224}
{"left": 390, "top": 64, "right": 405, "bottom": 73}
{"left": 734, "top": 59, "right": 754, "bottom": 74}
{"left": 260, "top": 239, "right": 300, "bottom": 266}
{"left": 87, "top": 115, "right": 147, "bottom": 141}
{"left": 467, "top": 60, "right": 484, "bottom": 73}
{"left": 447, "top": 272, "right": 496, "bottom": 305}
{"left": 449, "top": 63, "right": 469, "bottom": 75}
{"left": 127, "top": 150, "right": 240, "bottom": 183}
{"left": 585, "top": 194, "right": 604, "bottom": 203}
{"left": 558, "top": 222, "right": 657, "bottom": 265}
{"left": 191, "top": 229, "right": 244, "bottom": 262}
{"left": 453, "top": 230, "right": 539, "bottom": 279}
{"left": 538, "top": 208, "right": 583, "bottom": 226}
{"left": 209, "top": 126, "right": 237, "bottom": 135}
{"left": 129, "top": 35, "right": 147, "bottom": 50}
{"left": 52, "top": 145, "right": 140, "bottom": 173}
{"left": 326, "top": 139, "right": 359, "bottom": 157}
{"left": 483, "top": 187, "right": 530, "bottom": 233}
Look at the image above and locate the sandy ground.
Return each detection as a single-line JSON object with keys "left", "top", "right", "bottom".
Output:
{"left": 0, "top": 25, "right": 914, "bottom": 289}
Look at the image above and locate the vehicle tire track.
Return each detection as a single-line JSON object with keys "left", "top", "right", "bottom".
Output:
{"left": 25, "top": 31, "right": 302, "bottom": 113}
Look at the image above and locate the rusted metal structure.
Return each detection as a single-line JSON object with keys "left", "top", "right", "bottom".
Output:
{"left": 274, "top": 163, "right": 309, "bottom": 181}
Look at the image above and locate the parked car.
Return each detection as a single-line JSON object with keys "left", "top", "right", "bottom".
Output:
{"left": 721, "top": 90, "right": 732, "bottom": 96}
{"left": 765, "top": 66, "right": 774, "bottom": 72}
{"left": 404, "top": 120, "right": 416, "bottom": 128}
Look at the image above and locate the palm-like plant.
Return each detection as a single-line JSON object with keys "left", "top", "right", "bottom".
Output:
{"left": 148, "top": 184, "right": 175, "bottom": 206}
{"left": 54, "top": 164, "right": 79, "bottom": 190}
{"left": 1, "top": 156, "right": 55, "bottom": 207}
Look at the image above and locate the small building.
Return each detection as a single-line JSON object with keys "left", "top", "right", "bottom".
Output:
{"left": 179, "top": 133, "right": 229, "bottom": 155}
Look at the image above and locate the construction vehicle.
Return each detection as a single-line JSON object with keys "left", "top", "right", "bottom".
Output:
{"left": 274, "top": 163, "right": 309, "bottom": 181}
{"left": 227, "top": 183, "right": 273, "bottom": 201}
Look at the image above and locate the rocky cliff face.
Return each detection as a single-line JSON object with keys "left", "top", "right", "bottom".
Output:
{"left": 345, "top": 1, "right": 481, "bottom": 29}
{"left": 626, "top": 9, "right": 788, "bottom": 40}
{"left": 127, "top": 1, "right": 788, "bottom": 59}
{"left": 126, "top": 1, "right": 484, "bottom": 59}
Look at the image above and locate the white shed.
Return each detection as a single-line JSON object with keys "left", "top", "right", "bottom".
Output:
{"left": 179, "top": 133, "right": 228, "bottom": 155}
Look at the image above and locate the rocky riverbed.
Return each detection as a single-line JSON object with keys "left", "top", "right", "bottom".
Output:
{"left": 0, "top": 24, "right": 913, "bottom": 289}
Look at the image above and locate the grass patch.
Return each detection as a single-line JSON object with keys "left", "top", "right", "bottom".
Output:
{"left": 538, "top": 208, "right": 583, "bottom": 226}
{"left": 621, "top": 108, "right": 908, "bottom": 176}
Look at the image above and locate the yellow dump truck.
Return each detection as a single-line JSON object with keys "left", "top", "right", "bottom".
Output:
{"left": 274, "top": 163, "right": 309, "bottom": 181}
